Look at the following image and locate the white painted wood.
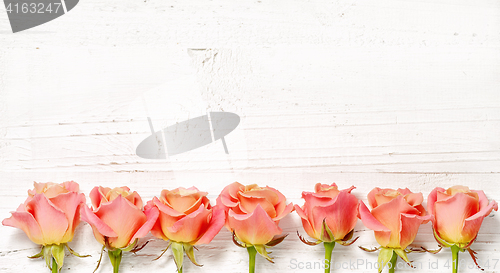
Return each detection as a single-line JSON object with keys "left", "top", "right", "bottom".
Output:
{"left": 1, "top": 0, "right": 499, "bottom": 272}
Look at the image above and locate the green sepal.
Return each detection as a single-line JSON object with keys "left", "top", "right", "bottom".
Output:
{"left": 121, "top": 239, "right": 138, "bottom": 252}
{"left": 43, "top": 245, "right": 53, "bottom": 270}
{"left": 42, "top": 245, "right": 65, "bottom": 271}
{"left": 153, "top": 241, "right": 171, "bottom": 261}
{"left": 394, "top": 248, "right": 412, "bottom": 267}
{"left": 320, "top": 219, "right": 335, "bottom": 242}
{"left": 377, "top": 247, "right": 394, "bottom": 273}
{"left": 51, "top": 244, "right": 65, "bottom": 271}
{"left": 184, "top": 244, "right": 202, "bottom": 267}
{"left": 28, "top": 247, "right": 44, "bottom": 259}
{"left": 254, "top": 244, "right": 274, "bottom": 263}
{"left": 107, "top": 249, "right": 122, "bottom": 273}
{"left": 65, "top": 244, "right": 91, "bottom": 258}
{"left": 171, "top": 242, "right": 184, "bottom": 273}
{"left": 265, "top": 234, "right": 288, "bottom": 247}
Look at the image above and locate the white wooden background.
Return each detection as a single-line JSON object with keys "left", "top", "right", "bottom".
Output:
{"left": 1, "top": 0, "right": 499, "bottom": 272}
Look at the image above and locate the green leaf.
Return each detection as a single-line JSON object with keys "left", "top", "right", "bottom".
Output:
{"left": 171, "top": 242, "right": 184, "bottom": 272}
{"left": 377, "top": 247, "right": 394, "bottom": 273}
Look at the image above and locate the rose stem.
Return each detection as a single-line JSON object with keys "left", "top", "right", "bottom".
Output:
{"left": 247, "top": 246, "right": 257, "bottom": 273}
{"left": 451, "top": 245, "right": 459, "bottom": 273}
{"left": 52, "top": 258, "right": 58, "bottom": 273}
{"left": 108, "top": 249, "right": 122, "bottom": 273}
{"left": 388, "top": 251, "right": 397, "bottom": 273}
{"left": 324, "top": 242, "right": 335, "bottom": 273}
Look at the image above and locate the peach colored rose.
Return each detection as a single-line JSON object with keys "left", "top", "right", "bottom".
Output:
{"left": 145, "top": 187, "right": 225, "bottom": 271}
{"left": 146, "top": 187, "right": 224, "bottom": 244}
{"left": 80, "top": 186, "right": 159, "bottom": 250}
{"left": 359, "top": 187, "right": 430, "bottom": 249}
{"left": 217, "top": 182, "right": 293, "bottom": 246}
{"left": 295, "top": 183, "right": 359, "bottom": 244}
{"left": 428, "top": 186, "right": 498, "bottom": 247}
{"left": 2, "top": 181, "right": 86, "bottom": 271}
{"left": 3, "top": 181, "right": 85, "bottom": 245}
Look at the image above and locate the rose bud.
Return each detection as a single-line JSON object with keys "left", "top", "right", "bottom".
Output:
{"left": 145, "top": 187, "right": 225, "bottom": 273}
{"left": 294, "top": 183, "right": 359, "bottom": 273}
{"left": 427, "top": 186, "right": 498, "bottom": 273}
{"left": 80, "top": 186, "right": 159, "bottom": 273}
{"left": 358, "top": 187, "right": 431, "bottom": 273}
{"left": 3, "top": 181, "right": 88, "bottom": 272}
{"left": 217, "top": 182, "right": 293, "bottom": 272}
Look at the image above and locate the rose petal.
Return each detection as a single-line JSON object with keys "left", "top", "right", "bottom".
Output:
{"left": 90, "top": 187, "right": 106, "bottom": 210}
{"left": 427, "top": 187, "right": 445, "bottom": 217}
{"left": 164, "top": 190, "right": 199, "bottom": 213}
{"left": 2, "top": 209, "right": 44, "bottom": 245}
{"left": 294, "top": 204, "right": 317, "bottom": 239}
{"left": 62, "top": 181, "right": 80, "bottom": 193}
{"left": 48, "top": 192, "right": 85, "bottom": 242}
{"left": 216, "top": 182, "right": 243, "bottom": 209}
{"left": 153, "top": 197, "right": 185, "bottom": 217}
{"left": 367, "top": 187, "right": 381, "bottom": 208}
{"left": 166, "top": 205, "right": 211, "bottom": 243}
{"left": 399, "top": 213, "right": 431, "bottom": 249}
{"left": 228, "top": 204, "right": 282, "bottom": 245}
{"left": 238, "top": 191, "right": 276, "bottom": 218}
{"left": 472, "top": 190, "right": 490, "bottom": 210}
{"left": 371, "top": 196, "right": 419, "bottom": 237}
{"left": 358, "top": 201, "right": 391, "bottom": 247}
{"left": 26, "top": 194, "right": 69, "bottom": 245}
{"left": 434, "top": 192, "right": 479, "bottom": 243}
{"left": 130, "top": 206, "right": 159, "bottom": 242}
{"left": 461, "top": 199, "right": 498, "bottom": 244}
{"left": 311, "top": 191, "right": 359, "bottom": 241}
{"left": 404, "top": 192, "right": 424, "bottom": 207}
{"left": 273, "top": 202, "right": 293, "bottom": 221}
{"left": 123, "top": 191, "right": 143, "bottom": 209}
{"left": 80, "top": 205, "right": 117, "bottom": 245}
{"left": 240, "top": 187, "right": 279, "bottom": 205}
{"left": 95, "top": 195, "right": 147, "bottom": 248}
{"left": 302, "top": 192, "right": 335, "bottom": 219}
{"left": 194, "top": 208, "right": 225, "bottom": 245}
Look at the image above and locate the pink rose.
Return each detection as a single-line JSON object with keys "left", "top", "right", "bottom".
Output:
{"left": 295, "top": 183, "right": 359, "bottom": 273}
{"left": 145, "top": 187, "right": 225, "bottom": 271}
{"left": 428, "top": 186, "right": 498, "bottom": 247}
{"left": 2, "top": 181, "right": 86, "bottom": 271}
{"left": 358, "top": 188, "right": 431, "bottom": 269}
{"left": 4, "top": 181, "right": 85, "bottom": 245}
{"left": 80, "top": 186, "right": 159, "bottom": 250}
{"left": 295, "top": 183, "right": 359, "bottom": 244}
{"left": 216, "top": 182, "right": 293, "bottom": 264}
{"left": 217, "top": 182, "right": 293, "bottom": 246}
{"left": 359, "top": 187, "right": 430, "bottom": 249}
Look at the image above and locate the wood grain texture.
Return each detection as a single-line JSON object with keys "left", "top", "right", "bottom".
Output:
{"left": 0, "top": 0, "right": 499, "bottom": 272}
